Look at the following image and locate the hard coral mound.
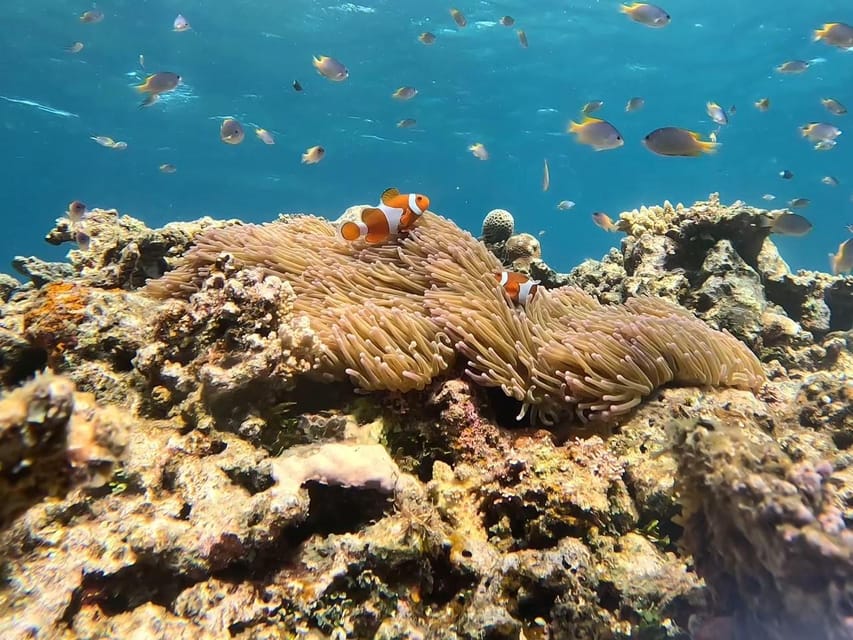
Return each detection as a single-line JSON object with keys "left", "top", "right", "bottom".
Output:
{"left": 674, "top": 416, "right": 853, "bottom": 640}
{"left": 146, "top": 211, "right": 764, "bottom": 421}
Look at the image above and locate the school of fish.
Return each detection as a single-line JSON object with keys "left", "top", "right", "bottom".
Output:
{"left": 61, "top": 4, "right": 853, "bottom": 278}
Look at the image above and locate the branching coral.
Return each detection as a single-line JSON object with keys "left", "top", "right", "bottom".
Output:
{"left": 145, "top": 210, "right": 765, "bottom": 421}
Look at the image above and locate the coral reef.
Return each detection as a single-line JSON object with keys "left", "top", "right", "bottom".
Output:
{"left": 0, "top": 194, "right": 851, "bottom": 639}
{"left": 0, "top": 373, "right": 128, "bottom": 527}
{"left": 146, "top": 211, "right": 763, "bottom": 422}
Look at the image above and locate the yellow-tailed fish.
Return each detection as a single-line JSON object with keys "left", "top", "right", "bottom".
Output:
{"left": 754, "top": 97, "right": 770, "bottom": 111}
{"left": 91, "top": 135, "right": 116, "bottom": 147}
{"left": 592, "top": 212, "right": 619, "bottom": 231}
{"left": 392, "top": 86, "right": 418, "bottom": 100}
{"left": 302, "top": 145, "right": 325, "bottom": 164}
{"left": 568, "top": 116, "right": 623, "bottom": 151}
{"left": 136, "top": 72, "right": 181, "bottom": 107}
{"left": 500, "top": 16, "right": 515, "bottom": 26}
{"left": 469, "top": 143, "right": 489, "bottom": 160}
{"left": 418, "top": 32, "right": 436, "bottom": 45}
{"left": 800, "top": 122, "right": 842, "bottom": 143}
{"left": 642, "top": 127, "right": 718, "bottom": 156}
{"left": 814, "top": 23, "right": 853, "bottom": 49}
{"left": 830, "top": 238, "right": 853, "bottom": 274}
{"left": 255, "top": 128, "right": 275, "bottom": 145}
{"left": 517, "top": 29, "right": 528, "bottom": 48}
{"left": 450, "top": 8, "right": 467, "bottom": 27}
{"left": 312, "top": 55, "right": 348, "bottom": 81}
{"left": 619, "top": 3, "right": 670, "bottom": 27}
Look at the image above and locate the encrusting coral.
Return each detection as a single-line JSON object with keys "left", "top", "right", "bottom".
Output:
{"left": 146, "top": 210, "right": 764, "bottom": 421}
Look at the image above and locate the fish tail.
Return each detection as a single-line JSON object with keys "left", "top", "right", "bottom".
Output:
{"left": 700, "top": 140, "right": 720, "bottom": 154}
{"left": 338, "top": 221, "right": 366, "bottom": 242}
{"left": 619, "top": 4, "right": 632, "bottom": 14}
{"left": 814, "top": 24, "right": 833, "bottom": 40}
{"left": 829, "top": 252, "right": 839, "bottom": 275}
{"left": 568, "top": 120, "right": 580, "bottom": 133}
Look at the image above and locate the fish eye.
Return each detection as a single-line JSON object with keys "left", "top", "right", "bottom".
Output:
{"left": 616, "top": 135, "right": 622, "bottom": 140}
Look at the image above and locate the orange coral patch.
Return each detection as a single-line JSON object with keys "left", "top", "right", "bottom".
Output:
{"left": 23, "top": 282, "right": 92, "bottom": 364}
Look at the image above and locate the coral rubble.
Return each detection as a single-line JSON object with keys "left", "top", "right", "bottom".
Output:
{"left": 0, "top": 194, "right": 851, "bottom": 639}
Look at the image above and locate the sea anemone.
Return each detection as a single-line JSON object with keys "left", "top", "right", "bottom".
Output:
{"left": 145, "top": 211, "right": 764, "bottom": 421}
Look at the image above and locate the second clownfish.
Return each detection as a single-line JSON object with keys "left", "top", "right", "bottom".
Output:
{"left": 495, "top": 271, "right": 539, "bottom": 305}
{"left": 338, "top": 188, "right": 430, "bottom": 245}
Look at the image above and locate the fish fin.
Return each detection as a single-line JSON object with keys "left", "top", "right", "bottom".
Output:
{"left": 399, "top": 210, "right": 418, "bottom": 228}
{"left": 619, "top": 4, "right": 635, "bottom": 14}
{"left": 135, "top": 76, "right": 152, "bottom": 92}
{"left": 361, "top": 206, "right": 389, "bottom": 227}
{"left": 380, "top": 187, "right": 400, "bottom": 204}
{"left": 361, "top": 207, "right": 390, "bottom": 244}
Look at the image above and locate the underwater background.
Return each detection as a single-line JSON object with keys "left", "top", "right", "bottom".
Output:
{"left": 3, "top": 0, "right": 852, "bottom": 274}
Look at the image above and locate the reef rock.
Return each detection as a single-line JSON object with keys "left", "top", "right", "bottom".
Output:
{"left": 0, "top": 199, "right": 850, "bottom": 640}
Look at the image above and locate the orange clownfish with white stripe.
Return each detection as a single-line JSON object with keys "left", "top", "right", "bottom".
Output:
{"left": 495, "top": 271, "right": 539, "bottom": 305}
{"left": 338, "top": 188, "right": 430, "bottom": 245}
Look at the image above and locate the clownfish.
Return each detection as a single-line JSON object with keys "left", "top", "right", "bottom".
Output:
{"left": 338, "top": 188, "right": 430, "bottom": 244}
{"left": 495, "top": 271, "right": 539, "bottom": 305}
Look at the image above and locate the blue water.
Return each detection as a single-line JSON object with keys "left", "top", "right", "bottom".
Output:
{"left": 3, "top": 0, "right": 853, "bottom": 275}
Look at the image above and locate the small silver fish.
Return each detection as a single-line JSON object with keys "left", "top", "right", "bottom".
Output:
{"left": 788, "top": 197, "right": 810, "bottom": 208}
{"left": 821, "top": 98, "right": 847, "bottom": 115}
{"left": 556, "top": 200, "right": 576, "bottom": 210}
{"left": 767, "top": 212, "right": 812, "bottom": 236}
{"left": 582, "top": 100, "right": 604, "bottom": 115}
{"left": 776, "top": 60, "right": 809, "bottom": 74}
{"left": 706, "top": 101, "right": 728, "bottom": 125}
{"left": 801, "top": 122, "right": 842, "bottom": 142}
{"left": 625, "top": 97, "right": 644, "bottom": 112}
{"left": 822, "top": 176, "right": 839, "bottom": 186}
{"left": 392, "top": 86, "right": 418, "bottom": 100}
